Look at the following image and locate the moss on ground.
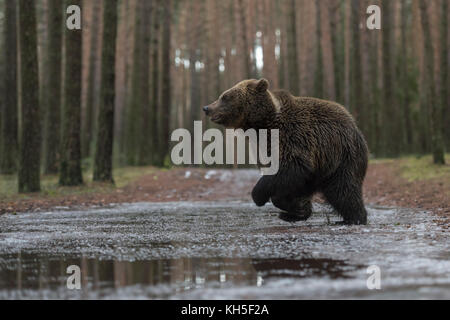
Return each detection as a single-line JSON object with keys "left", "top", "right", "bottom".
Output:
{"left": 397, "top": 154, "right": 450, "bottom": 182}
{"left": 0, "top": 166, "right": 156, "bottom": 201}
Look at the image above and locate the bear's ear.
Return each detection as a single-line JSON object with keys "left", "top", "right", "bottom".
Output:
{"left": 255, "top": 78, "right": 269, "bottom": 92}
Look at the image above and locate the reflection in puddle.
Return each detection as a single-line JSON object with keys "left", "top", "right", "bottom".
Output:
{"left": 0, "top": 253, "right": 360, "bottom": 296}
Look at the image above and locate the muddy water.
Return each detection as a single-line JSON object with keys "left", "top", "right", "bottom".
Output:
{"left": 0, "top": 202, "right": 449, "bottom": 299}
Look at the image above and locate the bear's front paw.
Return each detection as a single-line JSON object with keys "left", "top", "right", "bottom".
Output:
{"left": 278, "top": 212, "right": 310, "bottom": 223}
{"left": 251, "top": 188, "right": 270, "bottom": 207}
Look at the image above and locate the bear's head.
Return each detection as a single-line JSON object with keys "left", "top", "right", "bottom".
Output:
{"left": 203, "top": 79, "right": 280, "bottom": 129}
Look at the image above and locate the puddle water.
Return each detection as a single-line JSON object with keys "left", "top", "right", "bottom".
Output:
{"left": 0, "top": 201, "right": 448, "bottom": 299}
{"left": 0, "top": 254, "right": 359, "bottom": 299}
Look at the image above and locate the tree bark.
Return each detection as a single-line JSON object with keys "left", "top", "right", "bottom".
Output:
{"left": 286, "top": 0, "right": 300, "bottom": 95}
{"left": 1, "top": 0, "right": 19, "bottom": 174}
{"left": 350, "top": 0, "right": 362, "bottom": 121}
{"left": 137, "top": 0, "right": 152, "bottom": 166}
{"left": 82, "top": 0, "right": 101, "bottom": 159}
{"left": 441, "top": 0, "right": 449, "bottom": 151}
{"left": 60, "top": 0, "right": 83, "bottom": 186}
{"left": 150, "top": 0, "right": 161, "bottom": 165}
{"left": 43, "top": 0, "right": 62, "bottom": 174}
{"left": 314, "top": 1, "right": 323, "bottom": 98}
{"left": 158, "top": 0, "right": 172, "bottom": 165}
{"left": 93, "top": 0, "right": 118, "bottom": 182}
{"left": 18, "top": 0, "right": 41, "bottom": 192}
{"left": 124, "top": 0, "right": 142, "bottom": 165}
{"left": 419, "top": 0, "right": 445, "bottom": 164}
{"left": 399, "top": 0, "right": 413, "bottom": 153}
{"left": 382, "top": 0, "right": 398, "bottom": 156}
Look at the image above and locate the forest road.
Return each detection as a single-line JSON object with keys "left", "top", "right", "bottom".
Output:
{"left": 0, "top": 201, "right": 449, "bottom": 299}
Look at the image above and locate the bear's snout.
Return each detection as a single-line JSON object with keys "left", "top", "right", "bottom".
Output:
{"left": 203, "top": 101, "right": 219, "bottom": 117}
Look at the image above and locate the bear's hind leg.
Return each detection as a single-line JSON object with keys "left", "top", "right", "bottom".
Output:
{"left": 271, "top": 195, "right": 312, "bottom": 222}
{"left": 322, "top": 181, "right": 367, "bottom": 225}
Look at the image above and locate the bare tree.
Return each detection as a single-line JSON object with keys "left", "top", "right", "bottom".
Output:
{"left": 419, "top": 0, "right": 445, "bottom": 164}
{"left": 93, "top": 0, "right": 118, "bottom": 182}
{"left": 60, "top": 0, "right": 83, "bottom": 186}
{"left": 18, "top": 0, "right": 41, "bottom": 192}
{"left": 43, "top": 0, "right": 62, "bottom": 174}
{"left": 1, "top": 0, "right": 18, "bottom": 174}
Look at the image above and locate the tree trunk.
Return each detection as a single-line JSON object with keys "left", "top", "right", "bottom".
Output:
{"left": 1, "top": 0, "right": 19, "bottom": 174}
{"left": 93, "top": 0, "right": 118, "bottom": 182}
{"left": 137, "top": 0, "right": 152, "bottom": 166}
{"left": 18, "top": 0, "right": 41, "bottom": 192}
{"left": 399, "top": 0, "right": 413, "bottom": 153}
{"left": 314, "top": 1, "right": 323, "bottom": 98}
{"left": 319, "top": 0, "right": 336, "bottom": 101}
{"left": 419, "top": 0, "right": 445, "bottom": 164}
{"left": 350, "top": 0, "right": 362, "bottom": 122}
{"left": 60, "top": 0, "right": 83, "bottom": 186}
{"left": 381, "top": 0, "right": 398, "bottom": 157}
{"left": 124, "top": 0, "right": 142, "bottom": 165}
{"left": 150, "top": 0, "right": 161, "bottom": 165}
{"left": 43, "top": 0, "right": 62, "bottom": 174}
{"left": 82, "top": 0, "right": 101, "bottom": 159}
{"left": 158, "top": 0, "right": 172, "bottom": 165}
{"left": 286, "top": 0, "right": 300, "bottom": 95}
{"left": 441, "top": 0, "right": 450, "bottom": 151}
{"left": 237, "top": 0, "right": 252, "bottom": 79}
{"left": 262, "top": 0, "right": 278, "bottom": 89}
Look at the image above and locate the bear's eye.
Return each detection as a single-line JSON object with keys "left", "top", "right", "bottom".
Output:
{"left": 222, "top": 94, "right": 230, "bottom": 102}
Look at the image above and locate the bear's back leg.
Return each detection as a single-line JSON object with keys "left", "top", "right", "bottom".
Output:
{"left": 321, "top": 173, "right": 367, "bottom": 225}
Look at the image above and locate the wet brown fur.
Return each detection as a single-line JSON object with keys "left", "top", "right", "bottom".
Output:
{"left": 205, "top": 79, "right": 369, "bottom": 225}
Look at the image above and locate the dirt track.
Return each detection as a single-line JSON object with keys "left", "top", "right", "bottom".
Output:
{"left": 0, "top": 162, "right": 449, "bottom": 220}
{"left": 1, "top": 200, "right": 449, "bottom": 299}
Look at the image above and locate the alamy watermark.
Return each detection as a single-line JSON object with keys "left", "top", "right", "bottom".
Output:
{"left": 63, "top": 4, "right": 381, "bottom": 31}
{"left": 66, "top": 5, "right": 81, "bottom": 30}
{"left": 66, "top": 265, "right": 81, "bottom": 290}
{"left": 366, "top": 265, "right": 381, "bottom": 290}
{"left": 171, "top": 121, "right": 280, "bottom": 175}
{"left": 367, "top": 5, "right": 381, "bottom": 30}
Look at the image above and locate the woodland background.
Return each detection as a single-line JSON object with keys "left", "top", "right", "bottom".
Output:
{"left": 0, "top": 0, "right": 448, "bottom": 193}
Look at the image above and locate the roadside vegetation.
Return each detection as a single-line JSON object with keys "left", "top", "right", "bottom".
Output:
{"left": 0, "top": 165, "right": 157, "bottom": 201}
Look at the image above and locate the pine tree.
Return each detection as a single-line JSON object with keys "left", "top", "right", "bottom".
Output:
{"left": 60, "top": 0, "right": 83, "bottom": 186}
{"left": 1, "top": 0, "right": 18, "bottom": 174}
{"left": 314, "top": 1, "right": 324, "bottom": 98}
{"left": 381, "top": 0, "right": 398, "bottom": 156}
{"left": 43, "top": 0, "right": 63, "bottom": 174}
{"left": 350, "top": 0, "right": 362, "bottom": 121}
{"left": 93, "top": 0, "right": 118, "bottom": 182}
{"left": 286, "top": 0, "right": 299, "bottom": 95}
{"left": 137, "top": 0, "right": 152, "bottom": 166}
{"left": 419, "top": 0, "right": 445, "bottom": 164}
{"left": 150, "top": 0, "right": 161, "bottom": 165}
{"left": 124, "top": 0, "right": 143, "bottom": 165}
{"left": 82, "top": 0, "right": 101, "bottom": 159}
{"left": 441, "top": 0, "right": 449, "bottom": 152}
{"left": 159, "top": 0, "right": 172, "bottom": 165}
{"left": 18, "top": 0, "right": 41, "bottom": 192}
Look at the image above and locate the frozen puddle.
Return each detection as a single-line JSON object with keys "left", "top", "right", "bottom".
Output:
{"left": 0, "top": 202, "right": 448, "bottom": 299}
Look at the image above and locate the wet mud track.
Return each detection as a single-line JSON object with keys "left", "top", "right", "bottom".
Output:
{"left": 0, "top": 202, "right": 448, "bottom": 299}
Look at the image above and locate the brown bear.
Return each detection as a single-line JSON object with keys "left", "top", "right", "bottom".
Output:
{"left": 203, "top": 79, "right": 368, "bottom": 225}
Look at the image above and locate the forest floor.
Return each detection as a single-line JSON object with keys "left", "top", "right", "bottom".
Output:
{"left": 0, "top": 155, "right": 449, "bottom": 221}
